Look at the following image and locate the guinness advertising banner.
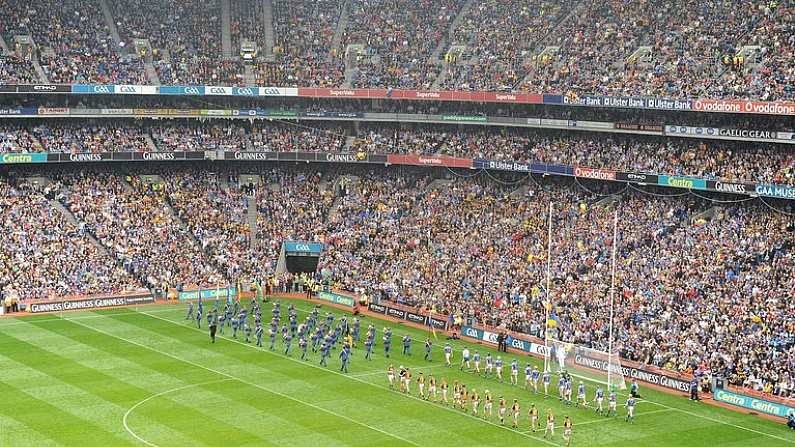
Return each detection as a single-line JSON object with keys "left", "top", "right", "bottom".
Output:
{"left": 28, "top": 293, "right": 155, "bottom": 314}
{"left": 573, "top": 348, "right": 691, "bottom": 392}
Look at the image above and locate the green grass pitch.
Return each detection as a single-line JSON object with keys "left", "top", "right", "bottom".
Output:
{"left": 0, "top": 298, "right": 793, "bottom": 447}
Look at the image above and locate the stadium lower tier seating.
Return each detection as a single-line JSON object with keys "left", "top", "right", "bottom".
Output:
{"left": 1, "top": 165, "right": 792, "bottom": 397}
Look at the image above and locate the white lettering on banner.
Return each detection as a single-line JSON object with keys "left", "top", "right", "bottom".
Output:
{"left": 481, "top": 330, "right": 499, "bottom": 343}
{"left": 101, "top": 108, "right": 133, "bottom": 115}
{"left": 325, "top": 153, "right": 358, "bottom": 162}
{"left": 714, "top": 182, "right": 748, "bottom": 194}
{"left": 574, "top": 166, "right": 616, "bottom": 180}
{"left": 69, "top": 153, "right": 103, "bottom": 162}
{"left": 142, "top": 152, "right": 175, "bottom": 161}
{"left": 495, "top": 94, "right": 516, "bottom": 101}
{"left": 295, "top": 244, "right": 310, "bottom": 251}
{"left": 206, "top": 86, "right": 232, "bottom": 95}
{"left": 330, "top": 89, "right": 356, "bottom": 96}
{"left": 205, "top": 109, "right": 227, "bottom": 116}
{"left": 118, "top": 85, "right": 139, "bottom": 94}
{"left": 233, "top": 152, "right": 269, "bottom": 160}
{"left": 415, "top": 91, "right": 440, "bottom": 98}
{"left": 259, "top": 87, "right": 283, "bottom": 96}
{"left": 182, "top": 87, "right": 201, "bottom": 95}
{"left": 463, "top": 327, "right": 479, "bottom": 338}
{"left": 93, "top": 85, "right": 112, "bottom": 94}
{"left": 418, "top": 157, "right": 443, "bottom": 165}
{"left": 33, "top": 85, "right": 57, "bottom": 91}
{"left": 233, "top": 87, "right": 256, "bottom": 96}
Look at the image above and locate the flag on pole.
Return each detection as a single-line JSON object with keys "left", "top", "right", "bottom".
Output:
{"left": 427, "top": 305, "right": 438, "bottom": 340}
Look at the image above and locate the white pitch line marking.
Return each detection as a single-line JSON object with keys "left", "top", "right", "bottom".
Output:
{"left": 141, "top": 306, "right": 795, "bottom": 446}
{"left": 123, "top": 378, "right": 233, "bottom": 447}
{"left": 64, "top": 314, "right": 423, "bottom": 447}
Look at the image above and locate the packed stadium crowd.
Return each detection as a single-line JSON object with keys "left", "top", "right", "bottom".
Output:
{"left": 2, "top": 0, "right": 795, "bottom": 100}
{"left": 1, "top": 165, "right": 792, "bottom": 398}
{"left": 0, "top": 120, "right": 793, "bottom": 185}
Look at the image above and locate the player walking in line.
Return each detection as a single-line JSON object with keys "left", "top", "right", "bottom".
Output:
{"left": 595, "top": 386, "right": 605, "bottom": 415}
{"left": 484, "top": 391, "right": 493, "bottom": 419}
{"left": 498, "top": 397, "right": 507, "bottom": 425}
{"left": 284, "top": 332, "right": 293, "bottom": 355}
{"left": 424, "top": 338, "right": 432, "bottom": 361}
{"left": 217, "top": 312, "right": 226, "bottom": 335}
{"left": 255, "top": 323, "right": 263, "bottom": 347}
{"left": 299, "top": 337, "right": 308, "bottom": 360}
{"left": 428, "top": 375, "right": 437, "bottom": 401}
{"left": 625, "top": 396, "right": 636, "bottom": 423}
{"left": 531, "top": 365, "right": 540, "bottom": 393}
{"left": 231, "top": 315, "right": 240, "bottom": 339}
{"left": 460, "top": 347, "right": 471, "bottom": 371}
{"left": 485, "top": 353, "right": 493, "bottom": 377}
{"left": 471, "top": 389, "right": 480, "bottom": 416}
{"left": 511, "top": 399, "right": 521, "bottom": 428}
{"left": 510, "top": 359, "right": 519, "bottom": 386}
{"left": 453, "top": 380, "right": 461, "bottom": 408}
{"left": 244, "top": 323, "right": 252, "bottom": 343}
{"left": 558, "top": 375, "right": 566, "bottom": 401}
{"left": 268, "top": 327, "right": 277, "bottom": 350}
{"left": 387, "top": 364, "right": 395, "bottom": 389}
{"left": 473, "top": 350, "right": 481, "bottom": 373}
{"left": 544, "top": 409, "right": 555, "bottom": 439}
{"left": 576, "top": 381, "right": 587, "bottom": 407}
{"left": 608, "top": 390, "right": 618, "bottom": 417}
{"left": 495, "top": 356, "right": 504, "bottom": 382}
{"left": 311, "top": 328, "right": 321, "bottom": 352}
{"left": 565, "top": 378, "right": 573, "bottom": 405}
{"left": 543, "top": 369, "right": 551, "bottom": 397}
{"left": 383, "top": 328, "right": 392, "bottom": 358}
{"left": 417, "top": 373, "right": 426, "bottom": 399}
{"left": 460, "top": 385, "right": 468, "bottom": 412}
{"left": 404, "top": 369, "right": 412, "bottom": 394}
{"left": 563, "top": 416, "right": 573, "bottom": 446}
{"left": 402, "top": 335, "right": 411, "bottom": 356}
{"left": 186, "top": 301, "right": 194, "bottom": 321}
{"left": 524, "top": 364, "right": 533, "bottom": 390}
{"left": 529, "top": 404, "right": 539, "bottom": 432}
{"left": 440, "top": 378, "right": 449, "bottom": 405}
{"left": 444, "top": 343, "right": 453, "bottom": 367}
{"left": 339, "top": 345, "right": 350, "bottom": 373}
{"left": 319, "top": 341, "right": 330, "bottom": 367}
{"left": 351, "top": 317, "right": 360, "bottom": 346}
{"left": 398, "top": 366, "right": 407, "bottom": 393}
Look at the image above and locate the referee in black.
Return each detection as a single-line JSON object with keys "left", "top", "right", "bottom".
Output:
{"left": 209, "top": 309, "right": 218, "bottom": 343}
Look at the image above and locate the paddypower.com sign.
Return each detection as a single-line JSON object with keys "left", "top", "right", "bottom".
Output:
{"left": 713, "top": 388, "right": 795, "bottom": 418}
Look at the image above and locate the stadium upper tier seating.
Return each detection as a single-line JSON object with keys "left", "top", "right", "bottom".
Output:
{"left": 1, "top": 167, "right": 792, "bottom": 397}
{"left": 1, "top": 0, "right": 794, "bottom": 100}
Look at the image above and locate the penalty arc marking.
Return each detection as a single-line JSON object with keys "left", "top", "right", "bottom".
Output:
{"left": 122, "top": 378, "right": 234, "bottom": 447}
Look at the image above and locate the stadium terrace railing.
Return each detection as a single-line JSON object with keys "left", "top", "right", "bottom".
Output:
{"left": 3, "top": 83, "right": 795, "bottom": 116}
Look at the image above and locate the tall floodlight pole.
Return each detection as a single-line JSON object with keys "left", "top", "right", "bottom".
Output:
{"left": 606, "top": 209, "right": 619, "bottom": 390}
{"left": 543, "top": 201, "right": 553, "bottom": 373}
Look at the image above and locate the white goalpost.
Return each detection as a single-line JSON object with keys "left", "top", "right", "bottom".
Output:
{"left": 542, "top": 205, "right": 626, "bottom": 390}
